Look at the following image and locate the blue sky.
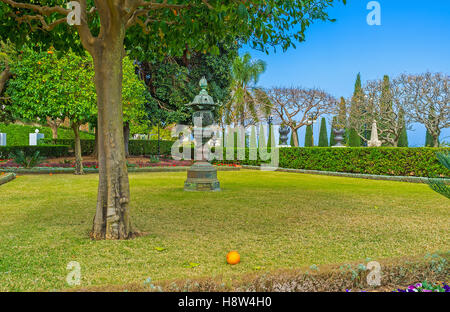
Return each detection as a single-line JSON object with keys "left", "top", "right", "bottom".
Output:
{"left": 241, "top": 0, "right": 450, "bottom": 146}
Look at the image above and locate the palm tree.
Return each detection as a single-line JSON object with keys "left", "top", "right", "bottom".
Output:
{"left": 224, "top": 53, "right": 269, "bottom": 127}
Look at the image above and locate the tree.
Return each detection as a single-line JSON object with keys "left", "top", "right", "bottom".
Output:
{"left": 348, "top": 73, "right": 364, "bottom": 147}
{"left": 290, "top": 126, "right": 298, "bottom": 147}
{"left": 329, "top": 116, "right": 337, "bottom": 146}
{"left": 348, "top": 77, "right": 412, "bottom": 147}
{"left": 225, "top": 53, "right": 267, "bottom": 127}
{"left": 136, "top": 42, "right": 237, "bottom": 127}
{"left": 400, "top": 72, "right": 449, "bottom": 147}
{"left": 336, "top": 96, "right": 347, "bottom": 144}
{"left": 397, "top": 119, "right": 409, "bottom": 147}
{"left": 0, "top": 40, "right": 17, "bottom": 123}
{"left": 378, "top": 75, "right": 393, "bottom": 145}
{"left": 304, "top": 124, "right": 313, "bottom": 147}
{"left": 318, "top": 117, "right": 328, "bottom": 147}
{"left": 7, "top": 48, "right": 97, "bottom": 174}
{"left": 267, "top": 87, "right": 337, "bottom": 147}
{"left": 122, "top": 58, "right": 148, "bottom": 156}
{"left": 0, "top": 0, "right": 343, "bottom": 240}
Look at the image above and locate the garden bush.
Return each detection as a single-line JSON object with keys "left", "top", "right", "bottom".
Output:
{"left": 128, "top": 139, "right": 176, "bottom": 156}
{"left": 218, "top": 147, "right": 450, "bottom": 178}
{"left": 0, "top": 145, "right": 70, "bottom": 158}
{"left": 40, "top": 139, "right": 176, "bottom": 156}
{"left": 40, "top": 138, "right": 96, "bottom": 155}
{"left": 0, "top": 123, "right": 94, "bottom": 146}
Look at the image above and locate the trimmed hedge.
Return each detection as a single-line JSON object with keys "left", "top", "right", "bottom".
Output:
{"left": 217, "top": 147, "right": 450, "bottom": 178}
{"left": 40, "top": 138, "right": 176, "bottom": 156}
{"left": 0, "top": 123, "right": 94, "bottom": 146}
{"left": 40, "top": 138, "right": 96, "bottom": 155}
{"left": 0, "top": 145, "right": 70, "bottom": 158}
{"left": 128, "top": 139, "right": 176, "bottom": 156}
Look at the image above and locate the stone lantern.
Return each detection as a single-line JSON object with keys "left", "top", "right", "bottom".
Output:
{"left": 184, "top": 77, "right": 220, "bottom": 191}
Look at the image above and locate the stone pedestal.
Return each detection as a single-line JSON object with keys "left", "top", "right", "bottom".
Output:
{"left": 184, "top": 162, "right": 220, "bottom": 191}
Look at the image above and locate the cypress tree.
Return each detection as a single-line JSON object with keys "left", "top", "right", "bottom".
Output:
{"left": 318, "top": 117, "right": 328, "bottom": 147}
{"left": 379, "top": 75, "right": 393, "bottom": 145}
{"left": 398, "top": 127, "right": 408, "bottom": 147}
{"left": 330, "top": 116, "right": 337, "bottom": 146}
{"left": 259, "top": 123, "right": 266, "bottom": 149}
{"left": 397, "top": 109, "right": 408, "bottom": 147}
{"left": 349, "top": 73, "right": 363, "bottom": 147}
{"left": 337, "top": 97, "right": 347, "bottom": 144}
{"left": 250, "top": 126, "right": 257, "bottom": 148}
{"left": 348, "top": 129, "right": 361, "bottom": 147}
{"left": 305, "top": 125, "right": 313, "bottom": 147}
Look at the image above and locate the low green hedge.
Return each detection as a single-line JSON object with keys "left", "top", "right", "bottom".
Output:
{"left": 0, "top": 123, "right": 94, "bottom": 146}
{"left": 40, "top": 139, "right": 176, "bottom": 156}
{"left": 0, "top": 145, "right": 70, "bottom": 158}
{"left": 128, "top": 139, "right": 176, "bottom": 156}
{"left": 40, "top": 138, "right": 96, "bottom": 155}
{"left": 217, "top": 147, "right": 450, "bottom": 178}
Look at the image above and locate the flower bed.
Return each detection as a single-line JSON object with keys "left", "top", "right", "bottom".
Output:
{"left": 396, "top": 282, "right": 450, "bottom": 292}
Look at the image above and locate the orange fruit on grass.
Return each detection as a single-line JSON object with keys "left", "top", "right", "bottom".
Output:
{"left": 226, "top": 251, "right": 240, "bottom": 265}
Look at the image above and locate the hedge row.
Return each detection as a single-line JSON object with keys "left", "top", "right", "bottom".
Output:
{"left": 0, "top": 123, "right": 94, "bottom": 146}
{"left": 216, "top": 147, "right": 450, "bottom": 178}
{"left": 0, "top": 145, "right": 70, "bottom": 158}
{"left": 40, "top": 138, "right": 96, "bottom": 155}
{"left": 128, "top": 140, "right": 176, "bottom": 156}
{"left": 40, "top": 139, "right": 176, "bottom": 156}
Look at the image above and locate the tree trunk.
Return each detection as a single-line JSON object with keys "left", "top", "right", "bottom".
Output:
{"left": 0, "top": 65, "right": 11, "bottom": 95}
{"left": 90, "top": 34, "right": 135, "bottom": 240}
{"left": 433, "top": 135, "right": 439, "bottom": 147}
{"left": 91, "top": 128, "right": 98, "bottom": 158}
{"left": 291, "top": 127, "right": 299, "bottom": 147}
{"left": 71, "top": 122, "right": 84, "bottom": 175}
{"left": 46, "top": 117, "right": 60, "bottom": 140}
{"left": 123, "top": 121, "right": 130, "bottom": 157}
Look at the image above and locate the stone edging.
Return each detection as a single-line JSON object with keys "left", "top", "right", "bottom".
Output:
{"left": 241, "top": 165, "right": 450, "bottom": 184}
{"left": 0, "top": 173, "right": 16, "bottom": 185}
{"left": 0, "top": 166, "right": 240, "bottom": 174}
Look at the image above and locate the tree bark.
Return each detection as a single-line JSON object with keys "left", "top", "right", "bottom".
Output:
{"left": 71, "top": 122, "right": 84, "bottom": 175}
{"left": 89, "top": 31, "right": 135, "bottom": 240}
{"left": 0, "top": 65, "right": 12, "bottom": 96}
{"left": 291, "top": 127, "right": 299, "bottom": 147}
{"left": 433, "top": 135, "right": 439, "bottom": 147}
{"left": 123, "top": 121, "right": 130, "bottom": 157}
{"left": 46, "top": 116, "right": 61, "bottom": 140}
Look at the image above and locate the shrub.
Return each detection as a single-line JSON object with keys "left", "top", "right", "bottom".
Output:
{"left": 0, "top": 145, "right": 70, "bottom": 159}
{"left": 40, "top": 138, "right": 96, "bottom": 155}
{"left": 127, "top": 139, "right": 176, "bottom": 156}
{"left": 0, "top": 123, "right": 94, "bottom": 146}
{"left": 10, "top": 150, "right": 45, "bottom": 168}
{"left": 217, "top": 147, "right": 450, "bottom": 178}
{"left": 40, "top": 139, "right": 176, "bottom": 156}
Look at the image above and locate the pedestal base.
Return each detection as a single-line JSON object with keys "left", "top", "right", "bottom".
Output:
{"left": 184, "top": 162, "right": 220, "bottom": 192}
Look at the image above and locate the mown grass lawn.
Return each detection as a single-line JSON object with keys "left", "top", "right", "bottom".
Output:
{"left": 0, "top": 170, "right": 448, "bottom": 291}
